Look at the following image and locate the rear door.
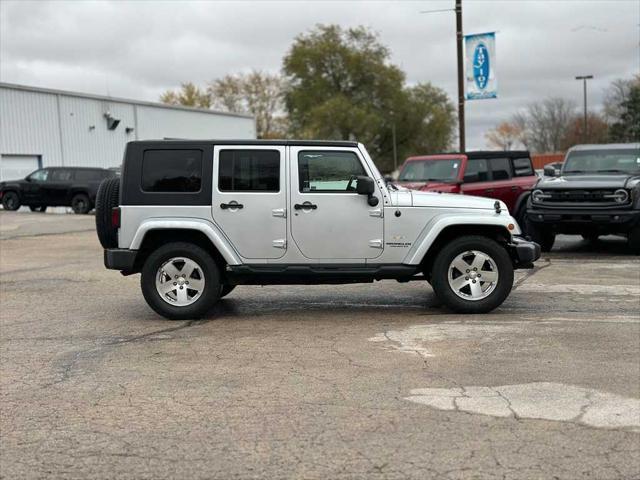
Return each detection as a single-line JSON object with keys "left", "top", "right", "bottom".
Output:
{"left": 485, "top": 157, "right": 516, "bottom": 207}
{"left": 45, "top": 168, "right": 74, "bottom": 205}
{"left": 213, "top": 146, "right": 287, "bottom": 260}
{"left": 289, "top": 147, "right": 384, "bottom": 260}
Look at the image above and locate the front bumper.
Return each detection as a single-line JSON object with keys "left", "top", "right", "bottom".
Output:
{"left": 527, "top": 206, "right": 640, "bottom": 233}
{"left": 104, "top": 248, "right": 137, "bottom": 272}
{"left": 508, "top": 236, "right": 541, "bottom": 269}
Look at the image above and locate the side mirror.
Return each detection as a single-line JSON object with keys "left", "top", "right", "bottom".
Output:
{"left": 355, "top": 176, "right": 379, "bottom": 206}
{"left": 463, "top": 173, "right": 479, "bottom": 183}
{"left": 356, "top": 176, "right": 375, "bottom": 195}
{"left": 543, "top": 165, "right": 557, "bottom": 177}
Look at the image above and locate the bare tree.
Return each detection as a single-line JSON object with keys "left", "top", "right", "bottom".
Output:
{"left": 485, "top": 121, "right": 524, "bottom": 150}
{"left": 522, "top": 98, "right": 576, "bottom": 153}
{"left": 603, "top": 77, "right": 634, "bottom": 124}
{"left": 208, "top": 71, "right": 288, "bottom": 138}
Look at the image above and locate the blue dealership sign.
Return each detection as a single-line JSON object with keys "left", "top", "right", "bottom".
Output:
{"left": 465, "top": 32, "right": 497, "bottom": 100}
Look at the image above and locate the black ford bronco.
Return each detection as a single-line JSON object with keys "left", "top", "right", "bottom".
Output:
{"left": 526, "top": 143, "right": 640, "bottom": 253}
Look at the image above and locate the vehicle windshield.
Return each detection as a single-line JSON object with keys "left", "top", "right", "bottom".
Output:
{"left": 398, "top": 159, "right": 461, "bottom": 182}
{"left": 562, "top": 148, "right": 640, "bottom": 175}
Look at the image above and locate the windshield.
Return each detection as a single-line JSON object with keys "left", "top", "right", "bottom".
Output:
{"left": 398, "top": 159, "right": 461, "bottom": 182}
{"left": 563, "top": 148, "right": 640, "bottom": 175}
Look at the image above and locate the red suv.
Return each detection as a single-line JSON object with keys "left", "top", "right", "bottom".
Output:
{"left": 395, "top": 151, "right": 538, "bottom": 223}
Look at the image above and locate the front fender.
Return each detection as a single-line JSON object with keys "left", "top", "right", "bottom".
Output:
{"left": 403, "top": 212, "right": 520, "bottom": 265}
{"left": 129, "top": 218, "right": 242, "bottom": 265}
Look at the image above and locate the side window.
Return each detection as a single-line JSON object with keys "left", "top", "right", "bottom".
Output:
{"left": 142, "top": 149, "right": 203, "bottom": 192}
{"left": 489, "top": 158, "right": 511, "bottom": 181}
{"left": 298, "top": 151, "right": 366, "bottom": 192}
{"left": 28, "top": 169, "right": 49, "bottom": 182}
{"left": 50, "top": 169, "right": 73, "bottom": 181}
{"left": 73, "top": 170, "right": 101, "bottom": 182}
{"left": 463, "top": 159, "right": 489, "bottom": 183}
{"left": 512, "top": 157, "right": 534, "bottom": 177}
{"left": 218, "top": 150, "right": 280, "bottom": 192}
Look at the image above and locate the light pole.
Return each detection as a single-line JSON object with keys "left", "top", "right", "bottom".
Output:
{"left": 575, "top": 75, "right": 593, "bottom": 142}
{"left": 420, "top": 0, "right": 465, "bottom": 152}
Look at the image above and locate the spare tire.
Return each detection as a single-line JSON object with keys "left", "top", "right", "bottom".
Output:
{"left": 95, "top": 177, "right": 120, "bottom": 248}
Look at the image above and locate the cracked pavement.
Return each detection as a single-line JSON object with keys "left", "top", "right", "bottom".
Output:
{"left": 1, "top": 211, "right": 639, "bottom": 479}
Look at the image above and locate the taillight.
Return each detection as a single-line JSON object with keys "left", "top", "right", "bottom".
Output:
{"left": 111, "top": 207, "right": 120, "bottom": 228}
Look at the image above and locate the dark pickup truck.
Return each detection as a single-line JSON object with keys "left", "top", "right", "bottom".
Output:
{"left": 526, "top": 143, "right": 640, "bottom": 253}
{"left": 0, "top": 167, "right": 117, "bottom": 214}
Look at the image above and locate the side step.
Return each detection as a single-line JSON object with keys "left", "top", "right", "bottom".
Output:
{"left": 226, "top": 264, "right": 420, "bottom": 285}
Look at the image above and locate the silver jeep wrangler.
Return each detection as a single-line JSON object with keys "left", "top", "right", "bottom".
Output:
{"left": 95, "top": 140, "right": 540, "bottom": 320}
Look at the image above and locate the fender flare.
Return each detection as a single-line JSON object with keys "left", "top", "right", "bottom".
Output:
{"left": 403, "top": 213, "right": 518, "bottom": 265}
{"left": 513, "top": 191, "right": 531, "bottom": 219}
{"left": 130, "top": 218, "right": 242, "bottom": 265}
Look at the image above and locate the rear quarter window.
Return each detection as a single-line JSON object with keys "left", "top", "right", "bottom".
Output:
{"left": 142, "top": 150, "right": 203, "bottom": 192}
{"left": 512, "top": 157, "right": 534, "bottom": 177}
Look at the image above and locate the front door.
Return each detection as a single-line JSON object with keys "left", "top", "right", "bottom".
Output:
{"left": 22, "top": 168, "right": 49, "bottom": 204}
{"left": 290, "top": 147, "right": 384, "bottom": 260}
{"left": 213, "top": 146, "right": 287, "bottom": 260}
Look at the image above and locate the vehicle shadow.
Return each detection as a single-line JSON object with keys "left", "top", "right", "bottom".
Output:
{"left": 550, "top": 234, "right": 635, "bottom": 257}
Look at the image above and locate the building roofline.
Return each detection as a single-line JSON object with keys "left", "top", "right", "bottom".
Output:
{"left": 0, "top": 81, "right": 254, "bottom": 120}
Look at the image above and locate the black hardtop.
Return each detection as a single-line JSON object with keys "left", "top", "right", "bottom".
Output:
{"left": 465, "top": 150, "right": 531, "bottom": 159}
{"left": 128, "top": 139, "right": 359, "bottom": 148}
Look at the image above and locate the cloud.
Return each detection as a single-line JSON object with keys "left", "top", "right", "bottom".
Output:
{"left": 1, "top": 0, "right": 638, "bottom": 149}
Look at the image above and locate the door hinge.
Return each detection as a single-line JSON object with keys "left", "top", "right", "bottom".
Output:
{"left": 272, "top": 208, "right": 287, "bottom": 218}
{"left": 369, "top": 239, "right": 383, "bottom": 249}
{"left": 369, "top": 208, "right": 383, "bottom": 217}
{"left": 272, "top": 239, "right": 287, "bottom": 249}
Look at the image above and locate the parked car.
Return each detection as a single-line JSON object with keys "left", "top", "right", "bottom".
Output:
{"left": 395, "top": 151, "right": 538, "bottom": 224}
{"left": 526, "top": 143, "right": 640, "bottom": 253}
{"left": 95, "top": 140, "right": 540, "bottom": 319}
{"left": 0, "top": 167, "right": 117, "bottom": 214}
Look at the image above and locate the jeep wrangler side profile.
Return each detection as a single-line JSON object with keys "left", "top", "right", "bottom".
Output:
{"left": 96, "top": 140, "right": 540, "bottom": 320}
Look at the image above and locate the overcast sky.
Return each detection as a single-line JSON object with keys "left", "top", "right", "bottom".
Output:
{"left": 1, "top": 0, "right": 638, "bottom": 149}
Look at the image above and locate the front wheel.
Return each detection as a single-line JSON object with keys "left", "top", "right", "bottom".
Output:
{"left": 2, "top": 191, "right": 21, "bottom": 211}
{"left": 525, "top": 216, "right": 555, "bottom": 252}
{"left": 141, "top": 242, "right": 221, "bottom": 320}
{"left": 628, "top": 227, "right": 640, "bottom": 255}
{"left": 430, "top": 236, "right": 514, "bottom": 314}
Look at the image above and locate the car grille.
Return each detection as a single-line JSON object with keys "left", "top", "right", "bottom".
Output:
{"left": 539, "top": 189, "right": 627, "bottom": 206}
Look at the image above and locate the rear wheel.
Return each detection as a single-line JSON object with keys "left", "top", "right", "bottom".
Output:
{"left": 430, "top": 235, "right": 514, "bottom": 314}
{"left": 2, "top": 191, "right": 21, "bottom": 211}
{"left": 525, "top": 216, "right": 555, "bottom": 252}
{"left": 95, "top": 177, "right": 120, "bottom": 248}
{"left": 141, "top": 242, "right": 221, "bottom": 320}
{"left": 71, "top": 193, "right": 91, "bottom": 214}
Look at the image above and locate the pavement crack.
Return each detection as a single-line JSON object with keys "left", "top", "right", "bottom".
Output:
{"left": 512, "top": 258, "right": 551, "bottom": 291}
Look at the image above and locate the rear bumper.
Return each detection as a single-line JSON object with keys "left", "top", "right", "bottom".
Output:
{"left": 508, "top": 236, "right": 541, "bottom": 269}
{"left": 104, "top": 248, "right": 137, "bottom": 272}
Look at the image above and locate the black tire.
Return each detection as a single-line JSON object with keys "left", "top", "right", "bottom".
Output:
{"left": 2, "top": 191, "right": 21, "bottom": 211}
{"left": 71, "top": 193, "right": 91, "bottom": 214}
{"left": 515, "top": 206, "right": 527, "bottom": 235}
{"left": 29, "top": 205, "right": 47, "bottom": 212}
{"left": 95, "top": 178, "right": 120, "bottom": 248}
{"left": 628, "top": 227, "right": 640, "bottom": 255}
{"left": 525, "top": 216, "right": 555, "bottom": 252}
{"left": 431, "top": 235, "right": 514, "bottom": 314}
{"left": 220, "top": 284, "right": 236, "bottom": 298}
{"left": 141, "top": 242, "right": 221, "bottom": 320}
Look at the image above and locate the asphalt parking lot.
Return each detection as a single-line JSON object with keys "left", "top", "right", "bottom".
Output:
{"left": 1, "top": 211, "right": 639, "bottom": 479}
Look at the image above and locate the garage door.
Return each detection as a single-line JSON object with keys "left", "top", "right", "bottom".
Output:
{"left": 0, "top": 155, "right": 41, "bottom": 181}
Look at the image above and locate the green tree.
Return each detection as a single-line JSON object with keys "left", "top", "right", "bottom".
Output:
{"left": 609, "top": 79, "right": 640, "bottom": 142}
{"left": 283, "top": 24, "right": 454, "bottom": 172}
{"left": 160, "top": 82, "right": 211, "bottom": 109}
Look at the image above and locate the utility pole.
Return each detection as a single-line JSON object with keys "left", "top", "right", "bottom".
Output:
{"left": 392, "top": 122, "right": 398, "bottom": 171}
{"left": 575, "top": 75, "right": 593, "bottom": 142}
{"left": 456, "top": 0, "right": 465, "bottom": 152}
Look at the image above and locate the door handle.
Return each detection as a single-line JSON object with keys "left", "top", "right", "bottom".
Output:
{"left": 511, "top": 186, "right": 519, "bottom": 191}
{"left": 220, "top": 202, "right": 244, "bottom": 210}
{"left": 294, "top": 203, "right": 317, "bottom": 210}
{"left": 485, "top": 189, "right": 495, "bottom": 193}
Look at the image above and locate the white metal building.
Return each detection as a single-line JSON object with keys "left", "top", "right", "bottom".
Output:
{"left": 0, "top": 82, "right": 256, "bottom": 181}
